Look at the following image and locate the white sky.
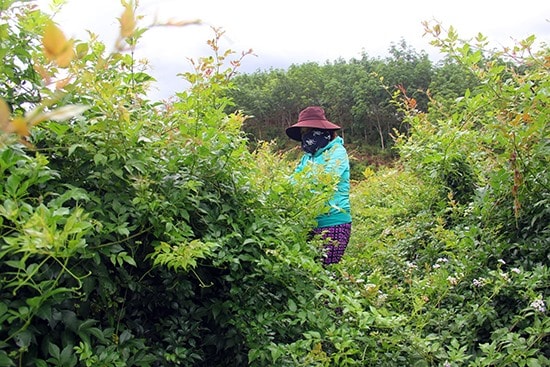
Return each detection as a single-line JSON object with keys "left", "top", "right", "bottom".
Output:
{"left": 37, "top": 0, "right": 550, "bottom": 100}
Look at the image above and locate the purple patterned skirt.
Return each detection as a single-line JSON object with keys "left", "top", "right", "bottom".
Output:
{"left": 312, "top": 223, "right": 352, "bottom": 265}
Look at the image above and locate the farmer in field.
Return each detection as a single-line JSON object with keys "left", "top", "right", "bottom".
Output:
{"left": 286, "top": 106, "right": 352, "bottom": 265}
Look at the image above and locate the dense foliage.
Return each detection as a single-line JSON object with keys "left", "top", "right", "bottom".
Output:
{"left": 0, "top": 2, "right": 340, "bottom": 366}
{"left": 345, "top": 27, "right": 549, "bottom": 365}
{"left": 1, "top": 1, "right": 548, "bottom": 366}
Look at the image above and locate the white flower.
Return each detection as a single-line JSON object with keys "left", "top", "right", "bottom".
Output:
{"left": 432, "top": 263, "right": 441, "bottom": 269}
{"left": 473, "top": 278, "right": 485, "bottom": 287}
{"left": 511, "top": 268, "right": 521, "bottom": 274}
{"left": 377, "top": 291, "right": 388, "bottom": 304}
{"left": 447, "top": 276, "right": 458, "bottom": 286}
{"left": 364, "top": 283, "right": 376, "bottom": 291}
{"left": 436, "top": 257, "right": 449, "bottom": 263}
{"left": 498, "top": 259, "right": 506, "bottom": 265}
{"left": 530, "top": 299, "right": 546, "bottom": 313}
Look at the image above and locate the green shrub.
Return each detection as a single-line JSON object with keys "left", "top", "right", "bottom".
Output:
{"left": 343, "top": 23, "right": 550, "bottom": 366}
{"left": 1, "top": 3, "right": 373, "bottom": 366}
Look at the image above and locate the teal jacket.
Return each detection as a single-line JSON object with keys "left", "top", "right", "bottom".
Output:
{"left": 294, "top": 136, "right": 352, "bottom": 228}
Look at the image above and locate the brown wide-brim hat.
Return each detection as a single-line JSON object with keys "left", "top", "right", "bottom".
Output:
{"left": 285, "top": 106, "right": 341, "bottom": 141}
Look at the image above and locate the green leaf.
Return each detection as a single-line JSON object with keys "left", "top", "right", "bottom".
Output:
{"left": 0, "top": 302, "right": 8, "bottom": 318}
{"left": 4, "top": 260, "right": 25, "bottom": 270}
{"left": 288, "top": 299, "right": 297, "bottom": 312}
{"left": 26, "top": 296, "right": 43, "bottom": 309}
{"left": 151, "top": 240, "right": 218, "bottom": 271}
{"left": 67, "top": 144, "right": 79, "bottom": 156}
{"left": 0, "top": 351, "right": 15, "bottom": 367}
{"left": 93, "top": 153, "right": 107, "bottom": 166}
{"left": 14, "top": 330, "right": 32, "bottom": 348}
{"left": 45, "top": 121, "right": 70, "bottom": 135}
{"left": 5, "top": 174, "right": 21, "bottom": 197}
{"left": 119, "top": 329, "right": 132, "bottom": 344}
{"left": 526, "top": 359, "right": 541, "bottom": 367}
{"left": 59, "top": 344, "right": 76, "bottom": 367}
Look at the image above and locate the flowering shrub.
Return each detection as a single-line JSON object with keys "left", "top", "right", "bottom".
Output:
{"left": 345, "top": 22, "right": 549, "bottom": 366}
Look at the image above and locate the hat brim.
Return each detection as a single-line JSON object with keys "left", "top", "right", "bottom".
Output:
{"left": 285, "top": 120, "right": 341, "bottom": 141}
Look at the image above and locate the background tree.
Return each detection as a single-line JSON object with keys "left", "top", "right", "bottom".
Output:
{"left": 228, "top": 40, "right": 437, "bottom": 154}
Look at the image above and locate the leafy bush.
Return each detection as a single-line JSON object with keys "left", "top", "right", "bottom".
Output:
{"left": 343, "top": 22, "right": 549, "bottom": 366}
{"left": 1, "top": 3, "right": 365, "bottom": 366}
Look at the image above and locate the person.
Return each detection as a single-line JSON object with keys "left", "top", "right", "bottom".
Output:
{"left": 286, "top": 106, "right": 352, "bottom": 265}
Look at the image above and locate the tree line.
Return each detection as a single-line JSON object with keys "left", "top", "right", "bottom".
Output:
{"left": 226, "top": 40, "right": 479, "bottom": 151}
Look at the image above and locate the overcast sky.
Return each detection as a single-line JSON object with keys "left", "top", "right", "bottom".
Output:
{"left": 37, "top": 0, "right": 550, "bottom": 100}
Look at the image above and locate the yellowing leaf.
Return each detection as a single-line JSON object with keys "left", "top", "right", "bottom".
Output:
{"left": 120, "top": 4, "right": 136, "bottom": 38}
{"left": 42, "top": 21, "right": 74, "bottom": 67}
{"left": 9, "top": 117, "right": 29, "bottom": 137}
{"left": 0, "top": 98, "right": 10, "bottom": 127}
{"left": 43, "top": 21, "right": 66, "bottom": 56}
{"left": 33, "top": 63, "right": 52, "bottom": 83}
{"left": 408, "top": 97, "right": 417, "bottom": 110}
{"left": 164, "top": 18, "right": 201, "bottom": 27}
{"left": 54, "top": 41, "right": 75, "bottom": 67}
{"left": 434, "top": 24, "right": 441, "bottom": 36}
{"left": 0, "top": 100, "right": 29, "bottom": 138}
{"left": 44, "top": 105, "right": 89, "bottom": 122}
{"left": 312, "top": 343, "right": 322, "bottom": 353}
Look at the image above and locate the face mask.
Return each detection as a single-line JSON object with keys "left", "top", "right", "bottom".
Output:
{"left": 301, "top": 129, "right": 331, "bottom": 154}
